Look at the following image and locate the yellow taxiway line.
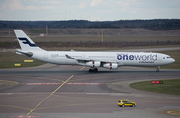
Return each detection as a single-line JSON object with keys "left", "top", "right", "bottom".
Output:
{"left": 79, "top": 66, "right": 85, "bottom": 71}
{"left": 26, "top": 75, "right": 74, "bottom": 116}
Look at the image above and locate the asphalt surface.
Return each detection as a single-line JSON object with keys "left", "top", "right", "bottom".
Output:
{"left": 0, "top": 64, "right": 180, "bottom": 118}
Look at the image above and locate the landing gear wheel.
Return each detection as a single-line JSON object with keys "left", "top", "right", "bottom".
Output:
{"left": 156, "top": 66, "right": 160, "bottom": 72}
{"left": 89, "top": 68, "right": 98, "bottom": 72}
{"left": 156, "top": 69, "right": 159, "bottom": 72}
{"left": 89, "top": 69, "right": 93, "bottom": 72}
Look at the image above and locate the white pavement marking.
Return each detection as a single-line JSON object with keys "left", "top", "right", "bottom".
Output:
{"left": 26, "top": 83, "right": 101, "bottom": 85}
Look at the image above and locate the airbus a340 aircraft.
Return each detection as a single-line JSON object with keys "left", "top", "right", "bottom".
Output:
{"left": 14, "top": 30, "right": 175, "bottom": 72}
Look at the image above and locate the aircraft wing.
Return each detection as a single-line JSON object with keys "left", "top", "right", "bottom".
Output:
{"left": 65, "top": 54, "right": 116, "bottom": 63}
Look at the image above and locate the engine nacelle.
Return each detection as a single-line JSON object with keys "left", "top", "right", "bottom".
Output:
{"left": 103, "top": 63, "right": 118, "bottom": 70}
{"left": 86, "top": 61, "right": 101, "bottom": 67}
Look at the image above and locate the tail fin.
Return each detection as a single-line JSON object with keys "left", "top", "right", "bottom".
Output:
{"left": 14, "top": 30, "right": 43, "bottom": 51}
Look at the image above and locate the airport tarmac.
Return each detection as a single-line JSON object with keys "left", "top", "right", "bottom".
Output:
{"left": 0, "top": 65, "right": 180, "bottom": 118}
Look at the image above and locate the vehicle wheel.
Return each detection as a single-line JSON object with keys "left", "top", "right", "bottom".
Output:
{"left": 132, "top": 104, "right": 135, "bottom": 107}
{"left": 122, "top": 104, "right": 124, "bottom": 107}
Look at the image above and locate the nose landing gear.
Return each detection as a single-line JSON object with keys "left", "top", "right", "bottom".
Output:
{"left": 156, "top": 66, "right": 160, "bottom": 72}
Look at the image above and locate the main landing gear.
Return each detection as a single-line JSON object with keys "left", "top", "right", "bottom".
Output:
{"left": 156, "top": 66, "right": 160, "bottom": 72}
{"left": 89, "top": 67, "right": 98, "bottom": 72}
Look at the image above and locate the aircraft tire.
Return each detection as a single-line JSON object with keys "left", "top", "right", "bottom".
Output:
{"left": 89, "top": 69, "right": 93, "bottom": 72}
{"left": 89, "top": 68, "right": 98, "bottom": 72}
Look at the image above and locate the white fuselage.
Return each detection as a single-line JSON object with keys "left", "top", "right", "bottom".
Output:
{"left": 31, "top": 50, "right": 175, "bottom": 68}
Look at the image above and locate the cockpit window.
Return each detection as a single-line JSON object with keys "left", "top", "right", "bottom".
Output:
{"left": 167, "top": 56, "right": 171, "bottom": 59}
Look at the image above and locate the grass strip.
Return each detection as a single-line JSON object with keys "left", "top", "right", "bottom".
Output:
{"left": 130, "top": 79, "right": 180, "bottom": 95}
{"left": 0, "top": 52, "right": 45, "bottom": 69}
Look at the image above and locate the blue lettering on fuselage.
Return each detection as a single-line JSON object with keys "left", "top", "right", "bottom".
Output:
{"left": 51, "top": 54, "right": 58, "bottom": 58}
{"left": 117, "top": 54, "right": 157, "bottom": 61}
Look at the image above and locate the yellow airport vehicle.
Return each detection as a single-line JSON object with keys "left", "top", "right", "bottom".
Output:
{"left": 117, "top": 99, "right": 136, "bottom": 107}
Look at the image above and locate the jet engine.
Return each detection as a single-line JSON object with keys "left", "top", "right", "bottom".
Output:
{"left": 86, "top": 61, "right": 101, "bottom": 67}
{"left": 103, "top": 63, "right": 118, "bottom": 70}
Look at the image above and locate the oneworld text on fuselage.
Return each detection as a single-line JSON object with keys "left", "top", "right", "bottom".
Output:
{"left": 117, "top": 54, "right": 157, "bottom": 61}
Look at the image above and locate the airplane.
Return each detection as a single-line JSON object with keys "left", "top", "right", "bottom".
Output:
{"left": 14, "top": 30, "right": 175, "bottom": 72}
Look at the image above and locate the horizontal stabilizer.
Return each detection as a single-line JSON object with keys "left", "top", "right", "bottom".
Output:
{"left": 16, "top": 49, "right": 33, "bottom": 57}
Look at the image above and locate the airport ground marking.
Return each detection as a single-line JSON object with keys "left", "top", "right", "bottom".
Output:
{"left": 35, "top": 102, "right": 105, "bottom": 111}
{"left": 0, "top": 104, "right": 32, "bottom": 111}
{"left": 26, "top": 83, "right": 101, "bottom": 85}
{"left": 167, "top": 110, "right": 180, "bottom": 116}
{"left": 26, "top": 83, "right": 61, "bottom": 85}
{"left": 33, "top": 76, "right": 65, "bottom": 83}
{"left": 0, "top": 94, "right": 48, "bottom": 101}
{"left": 79, "top": 66, "right": 85, "bottom": 71}
{"left": 66, "top": 83, "right": 100, "bottom": 85}
{"left": 51, "top": 92, "right": 122, "bottom": 102}
{"left": 26, "top": 75, "right": 74, "bottom": 116}
{"left": 10, "top": 115, "right": 41, "bottom": 118}
{"left": 69, "top": 76, "right": 112, "bottom": 82}
{"left": 68, "top": 74, "right": 147, "bottom": 83}
{"left": 68, "top": 75, "right": 135, "bottom": 82}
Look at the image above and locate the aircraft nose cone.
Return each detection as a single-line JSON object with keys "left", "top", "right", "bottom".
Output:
{"left": 172, "top": 58, "right": 175, "bottom": 63}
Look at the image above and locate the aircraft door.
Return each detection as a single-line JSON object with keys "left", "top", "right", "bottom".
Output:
{"left": 44, "top": 52, "right": 48, "bottom": 59}
{"left": 158, "top": 54, "right": 162, "bottom": 61}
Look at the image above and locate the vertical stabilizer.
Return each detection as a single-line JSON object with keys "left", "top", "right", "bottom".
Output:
{"left": 14, "top": 30, "right": 43, "bottom": 51}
